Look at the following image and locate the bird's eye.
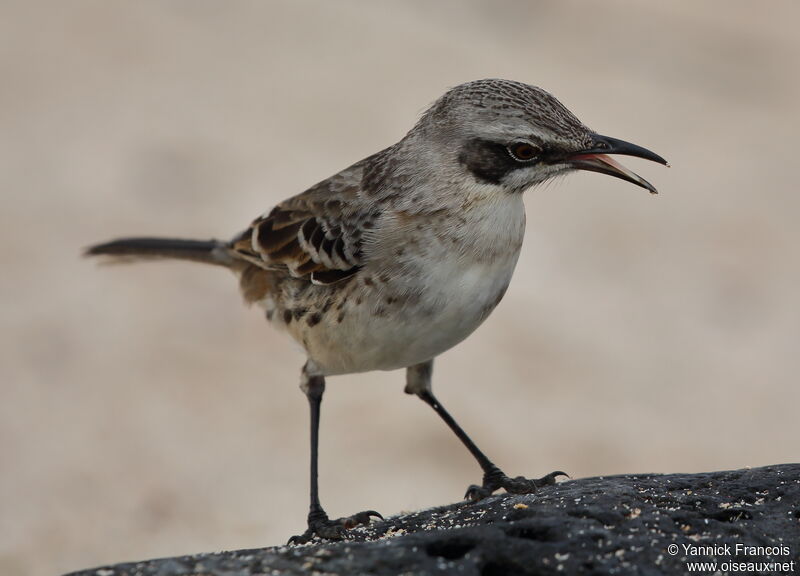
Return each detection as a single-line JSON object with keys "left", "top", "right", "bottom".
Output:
{"left": 507, "top": 142, "right": 541, "bottom": 162}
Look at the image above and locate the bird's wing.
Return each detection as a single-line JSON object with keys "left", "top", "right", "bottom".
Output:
{"left": 231, "top": 156, "right": 384, "bottom": 286}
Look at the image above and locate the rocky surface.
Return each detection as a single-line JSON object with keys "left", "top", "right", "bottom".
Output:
{"left": 66, "top": 464, "right": 799, "bottom": 575}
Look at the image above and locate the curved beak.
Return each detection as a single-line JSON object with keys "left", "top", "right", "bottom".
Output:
{"left": 568, "top": 134, "right": 668, "bottom": 194}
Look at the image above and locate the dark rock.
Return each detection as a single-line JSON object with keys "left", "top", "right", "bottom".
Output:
{"left": 65, "top": 464, "right": 800, "bottom": 575}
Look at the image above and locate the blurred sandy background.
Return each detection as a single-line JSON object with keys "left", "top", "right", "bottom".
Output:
{"left": 1, "top": 1, "right": 798, "bottom": 574}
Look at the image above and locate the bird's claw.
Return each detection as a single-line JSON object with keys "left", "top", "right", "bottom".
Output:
{"left": 342, "top": 509, "right": 383, "bottom": 529}
{"left": 288, "top": 509, "right": 383, "bottom": 544}
{"left": 464, "top": 484, "right": 492, "bottom": 502}
{"left": 465, "top": 469, "right": 568, "bottom": 502}
{"left": 503, "top": 470, "right": 569, "bottom": 494}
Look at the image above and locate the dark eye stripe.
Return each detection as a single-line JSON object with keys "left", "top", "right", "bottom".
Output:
{"left": 459, "top": 139, "right": 541, "bottom": 185}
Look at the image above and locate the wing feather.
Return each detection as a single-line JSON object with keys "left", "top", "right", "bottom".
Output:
{"left": 229, "top": 151, "right": 391, "bottom": 285}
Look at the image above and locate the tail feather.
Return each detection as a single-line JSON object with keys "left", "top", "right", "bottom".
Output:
{"left": 85, "top": 237, "right": 234, "bottom": 267}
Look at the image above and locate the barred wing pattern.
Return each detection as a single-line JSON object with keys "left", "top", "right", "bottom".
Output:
{"left": 231, "top": 157, "right": 384, "bottom": 286}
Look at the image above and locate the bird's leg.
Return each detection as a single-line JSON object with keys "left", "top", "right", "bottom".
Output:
{"left": 288, "top": 363, "right": 382, "bottom": 544}
{"left": 406, "top": 360, "right": 567, "bottom": 502}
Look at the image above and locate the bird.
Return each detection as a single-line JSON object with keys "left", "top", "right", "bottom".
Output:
{"left": 86, "top": 78, "right": 667, "bottom": 544}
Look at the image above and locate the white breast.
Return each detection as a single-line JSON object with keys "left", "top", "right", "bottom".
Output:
{"left": 307, "top": 191, "right": 527, "bottom": 375}
{"left": 404, "top": 195, "right": 525, "bottom": 360}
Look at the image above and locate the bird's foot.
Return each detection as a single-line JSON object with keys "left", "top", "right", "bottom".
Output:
{"left": 465, "top": 468, "right": 568, "bottom": 501}
{"left": 288, "top": 508, "right": 383, "bottom": 544}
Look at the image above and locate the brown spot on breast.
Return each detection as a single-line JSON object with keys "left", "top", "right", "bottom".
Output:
{"left": 307, "top": 313, "right": 322, "bottom": 327}
{"left": 283, "top": 309, "right": 293, "bottom": 324}
{"left": 292, "top": 307, "right": 307, "bottom": 320}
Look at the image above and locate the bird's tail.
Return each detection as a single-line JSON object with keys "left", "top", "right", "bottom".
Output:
{"left": 85, "top": 237, "right": 236, "bottom": 268}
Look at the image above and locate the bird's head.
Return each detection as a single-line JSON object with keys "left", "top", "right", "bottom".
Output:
{"left": 417, "top": 79, "right": 667, "bottom": 194}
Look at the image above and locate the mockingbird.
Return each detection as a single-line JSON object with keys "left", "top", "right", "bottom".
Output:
{"left": 87, "top": 78, "right": 667, "bottom": 543}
